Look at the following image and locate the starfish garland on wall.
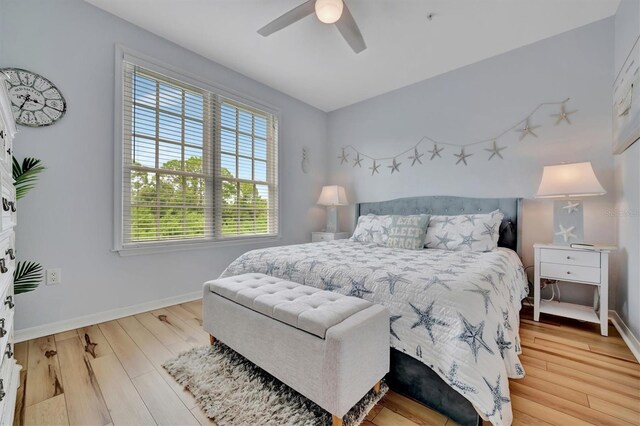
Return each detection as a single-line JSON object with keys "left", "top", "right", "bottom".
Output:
{"left": 337, "top": 98, "right": 575, "bottom": 172}
{"left": 551, "top": 104, "right": 577, "bottom": 125}
{"left": 516, "top": 118, "right": 540, "bottom": 140}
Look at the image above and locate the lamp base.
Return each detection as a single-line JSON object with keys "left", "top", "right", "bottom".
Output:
{"left": 553, "top": 199, "right": 584, "bottom": 245}
{"left": 325, "top": 206, "right": 339, "bottom": 233}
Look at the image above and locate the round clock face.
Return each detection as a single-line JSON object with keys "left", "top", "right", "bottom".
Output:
{"left": 1, "top": 68, "right": 66, "bottom": 127}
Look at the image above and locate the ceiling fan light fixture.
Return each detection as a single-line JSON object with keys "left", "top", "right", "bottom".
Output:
{"left": 315, "top": 0, "right": 343, "bottom": 24}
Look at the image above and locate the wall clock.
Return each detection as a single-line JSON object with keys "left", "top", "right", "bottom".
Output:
{"left": 1, "top": 68, "right": 66, "bottom": 127}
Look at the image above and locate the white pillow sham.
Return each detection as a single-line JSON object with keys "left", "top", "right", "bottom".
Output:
{"left": 351, "top": 214, "right": 393, "bottom": 245}
{"left": 425, "top": 209, "right": 504, "bottom": 251}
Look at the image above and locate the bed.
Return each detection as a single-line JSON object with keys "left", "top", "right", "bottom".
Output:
{"left": 221, "top": 196, "right": 526, "bottom": 426}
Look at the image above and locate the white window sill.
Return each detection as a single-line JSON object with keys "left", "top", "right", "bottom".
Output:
{"left": 114, "top": 235, "right": 282, "bottom": 256}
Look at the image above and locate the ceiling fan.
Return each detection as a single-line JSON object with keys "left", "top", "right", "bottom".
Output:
{"left": 257, "top": 0, "right": 366, "bottom": 53}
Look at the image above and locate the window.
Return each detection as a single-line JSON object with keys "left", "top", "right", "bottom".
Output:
{"left": 120, "top": 61, "right": 278, "bottom": 250}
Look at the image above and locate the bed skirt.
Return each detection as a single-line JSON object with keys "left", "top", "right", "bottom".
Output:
{"left": 387, "top": 349, "right": 481, "bottom": 426}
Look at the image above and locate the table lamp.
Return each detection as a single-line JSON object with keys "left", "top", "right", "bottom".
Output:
{"left": 317, "top": 185, "right": 348, "bottom": 233}
{"left": 535, "top": 162, "right": 606, "bottom": 245}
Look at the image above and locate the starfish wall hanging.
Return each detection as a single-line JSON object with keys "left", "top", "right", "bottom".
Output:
{"left": 516, "top": 118, "right": 540, "bottom": 141}
{"left": 551, "top": 103, "right": 577, "bottom": 125}
{"left": 485, "top": 141, "right": 506, "bottom": 160}
{"left": 337, "top": 98, "right": 574, "bottom": 172}
{"left": 454, "top": 148, "right": 472, "bottom": 166}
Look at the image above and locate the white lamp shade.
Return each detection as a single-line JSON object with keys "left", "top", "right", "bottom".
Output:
{"left": 535, "top": 162, "right": 606, "bottom": 198}
{"left": 317, "top": 185, "right": 348, "bottom": 206}
{"left": 315, "top": 0, "right": 343, "bottom": 24}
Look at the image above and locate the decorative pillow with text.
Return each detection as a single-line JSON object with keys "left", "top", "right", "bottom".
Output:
{"left": 386, "top": 214, "right": 430, "bottom": 250}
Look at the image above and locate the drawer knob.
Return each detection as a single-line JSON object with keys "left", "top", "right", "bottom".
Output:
{"left": 0, "top": 379, "right": 5, "bottom": 402}
{"left": 566, "top": 256, "right": 571, "bottom": 260}
{"left": 1, "top": 198, "right": 8, "bottom": 212}
{"left": 5, "top": 344, "right": 12, "bottom": 359}
{"left": 0, "top": 318, "right": 6, "bottom": 337}
{"left": 0, "top": 259, "right": 7, "bottom": 274}
{"left": 4, "top": 296, "right": 13, "bottom": 309}
{"left": 566, "top": 271, "right": 571, "bottom": 275}
{"left": 5, "top": 249, "right": 14, "bottom": 260}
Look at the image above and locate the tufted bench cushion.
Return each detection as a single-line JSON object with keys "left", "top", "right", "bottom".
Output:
{"left": 203, "top": 272, "right": 389, "bottom": 422}
{"left": 208, "top": 273, "right": 372, "bottom": 338}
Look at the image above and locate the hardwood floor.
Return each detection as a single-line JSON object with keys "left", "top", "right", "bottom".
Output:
{"left": 13, "top": 301, "right": 640, "bottom": 426}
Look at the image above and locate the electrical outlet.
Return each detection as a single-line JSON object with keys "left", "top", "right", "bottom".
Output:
{"left": 46, "top": 268, "right": 62, "bottom": 285}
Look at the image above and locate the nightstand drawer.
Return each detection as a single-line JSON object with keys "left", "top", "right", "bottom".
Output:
{"left": 540, "top": 248, "right": 600, "bottom": 267}
{"left": 540, "top": 262, "right": 600, "bottom": 284}
{"left": 311, "top": 232, "right": 348, "bottom": 242}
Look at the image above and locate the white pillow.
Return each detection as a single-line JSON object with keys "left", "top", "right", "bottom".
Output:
{"left": 351, "top": 214, "right": 393, "bottom": 245}
{"left": 425, "top": 209, "right": 504, "bottom": 251}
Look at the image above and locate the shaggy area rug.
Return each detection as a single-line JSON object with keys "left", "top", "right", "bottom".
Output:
{"left": 163, "top": 343, "right": 387, "bottom": 426}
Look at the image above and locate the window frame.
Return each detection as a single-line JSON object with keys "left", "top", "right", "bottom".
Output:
{"left": 114, "top": 46, "right": 281, "bottom": 255}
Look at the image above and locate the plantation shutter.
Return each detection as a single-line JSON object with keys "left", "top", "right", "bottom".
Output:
{"left": 121, "top": 61, "right": 278, "bottom": 247}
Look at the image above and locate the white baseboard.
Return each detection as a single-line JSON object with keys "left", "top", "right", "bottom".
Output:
{"left": 15, "top": 291, "right": 202, "bottom": 343}
{"left": 609, "top": 310, "right": 640, "bottom": 363}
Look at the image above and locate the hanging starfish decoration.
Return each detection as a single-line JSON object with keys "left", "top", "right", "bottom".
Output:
{"left": 369, "top": 160, "right": 380, "bottom": 175}
{"left": 485, "top": 140, "right": 506, "bottom": 160}
{"left": 353, "top": 152, "right": 363, "bottom": 168}
{"left": 517, "top": 118, "right": 540, "bottom": 140}
{"left": 454, "top": 148, "right": 472, "bottom": 165}
{"left": 562, "top": 201, "right": 580, "bottom": 214}
{"left": 338, "top": 149, "right": 349, "bottom": 164}
{"left": 388, "top": 158, "right": 401, "bottom": 174}
{"left": 555, "top": 224, "right": 577, "bottom": 242}
{"left": 428, "top": 144, "right": 444, "bottom": 160}
{"left": 408, "top": 147, "right": 424, "bottom": 166}
{"left": 551, "top": 103, "right": 577, "bottom": 125}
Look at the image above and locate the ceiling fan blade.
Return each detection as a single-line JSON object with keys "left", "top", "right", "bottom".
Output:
{"left": 258, "top": 0, "right": 316, "bottom": 37}
{"left": 335, "top": 2, "right": 366, "bottom": 53}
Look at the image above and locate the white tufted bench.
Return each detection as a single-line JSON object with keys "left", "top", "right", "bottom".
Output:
{"left": 203, "top": 273, "right": 389, "bottom": 426}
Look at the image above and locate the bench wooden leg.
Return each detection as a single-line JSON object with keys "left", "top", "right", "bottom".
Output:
{"left": 331, "top": 415, "right": 342, "bottom": 426}
{"left": 373, "top": 380, "right": 381, "bottom": 395}
{"left": 209, "top": 335, "right": 215, "bottom": 345}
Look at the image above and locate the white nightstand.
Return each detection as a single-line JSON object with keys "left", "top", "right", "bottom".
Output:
{"left": 312, "top": 232, "right": 349, "bottom": 242}
{"left": 533, "top": 243, "right": 614, "bottom": 336}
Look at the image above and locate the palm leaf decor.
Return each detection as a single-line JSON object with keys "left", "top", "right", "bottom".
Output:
{"left": 13, "top": 156, "right": 45, "bottom": 200}
{"left": 14, "top": 261, "right": 43, "bottom": 295}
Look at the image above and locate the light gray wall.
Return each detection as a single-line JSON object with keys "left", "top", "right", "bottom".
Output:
{"left": 1, "top": 0, "right": 328, "bottom": 331}
{"left": 614, "top": 0, "right": 640, "bottom": 337}
{"left": 328, "top": 18, "right": 616, "bottom": 306}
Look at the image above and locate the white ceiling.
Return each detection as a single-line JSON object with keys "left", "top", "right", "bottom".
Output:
{"left": 85, "top": 0, "right": 619, "bottom": 112}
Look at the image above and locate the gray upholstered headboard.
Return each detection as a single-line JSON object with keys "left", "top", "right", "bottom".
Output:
{"left": 356, "top": 196, "right": 522, "bottom": 254}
